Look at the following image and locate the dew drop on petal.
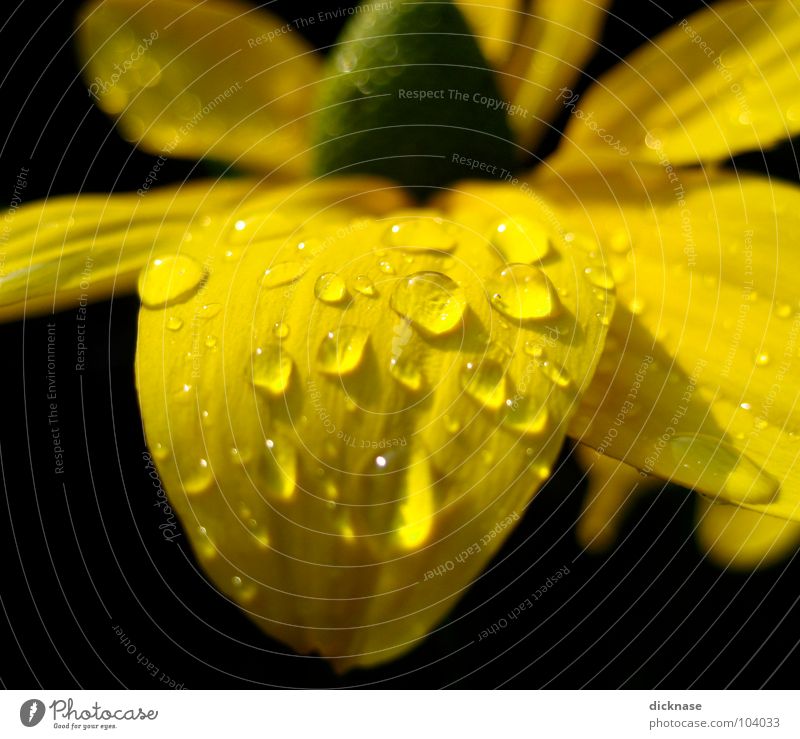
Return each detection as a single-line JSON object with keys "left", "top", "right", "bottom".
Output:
{"left": 502, "top": 396, "right": 550, "bottom": 436}
{"left": 197, "top": 526, "right": 217, "bottom": 560}
{"left": 152, "top": 442, "right": 169, "bottom": 461}
{"left": 352, "top": 274, "right": 376, "bottom": 296}
{"left": 395, "top": 449, "right": 435, "bottom": 550}
{"left": 628, "top": 298, "right": 646, "bottom": 316}
{"left": 185, "top": 457, "right": 213, "bottom": 495}
{"left": 273, "top": 321, "right": 290, "bottom": 339}
{"left": 443, "top": 414, "right": 461, "bottom": 434}
{"left": 523, "top": 340, "right": 545, "bottom": 359}
{"left": 774, "top": 302, "right": 792, "bottom": 319}
{"left": 390, "top": 271, "right": 466, "bottom": 336}
{"left": 317, "top": 326, "right": 370, "bottom": 375}
{"left": 490, "top": 216, "right": 550, "bottom": 262}
{"left": 460, "top": 359, "right": 507, "bottom": 410}
{"left": 644, "top": 131, "right": 663, "bottom": 150}
{"left": 668, "top": 434, "right": 779, "bottom": 504}
{"left": 583, "top": 266, "right": 614, "bottom": 290}
{"left": 197, "top": 302, "right": 221, "bottom": 319}
{"left": 541, "top": 360, "right": 571, "bottom": 389}
{"left": 389, "top": 356, "right": 423, "bottom": 391}
{"left": 386, "top": 218, "right": 455, "bottom": 252}
{"left": 314, "top": 272, "right": 348, "bottom": 304}
{"left": 609, "top": 230, "right": 631, "bottom": 254}
{"left": 261, "top": 261, "right": 308, "bottom": 288}
{"left": 253, "top": 344, "right": 294, "bottom": 396}
{"left": 138, "top": 255, "right": 204, "bottom": 308}
{"left": 265, "top": 438, "right": 297, "bottom": 500}
{"left": 487, "top": 263, "right": 561, "bottom": 322}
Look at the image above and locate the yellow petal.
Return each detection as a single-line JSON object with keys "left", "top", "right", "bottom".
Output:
{"left": 575, "top": 445, "right": 657, "bottom": 552}
{"left": 562, "top": 0, "right": 800, "bottom": 165}
{"left": 0, "top": 178, "right": 256, "bottom": 321}
{"left": 695, "top": 497, "right": 800, "bottom": 570}
{"left": 457, "top": 0, "right": 609, "bottom": 151}
{"left": 456, "top": 0, "right": 522, "bottom": 70}
{"left": 136, "top": 185, "right": 613, "bottom": 670}
{"left": 537, "top": 164, "right": 800, "bottom": 521}
{"left": 77, "top": 0, "right": 320, "bottom": 174}
{"left": 505, "top": 0, "right": 610, "bottom": 150}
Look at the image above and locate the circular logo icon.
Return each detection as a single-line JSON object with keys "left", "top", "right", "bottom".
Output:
{"left": 19, "top": 700, "right": 45, "bottom": 727}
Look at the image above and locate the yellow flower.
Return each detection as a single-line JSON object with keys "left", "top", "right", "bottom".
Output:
{"left": 3, "top": 0, "right": 800, "bottom": 670}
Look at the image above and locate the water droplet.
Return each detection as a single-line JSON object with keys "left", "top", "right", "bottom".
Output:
{"left": 262, "top": 261, "right": 307, "bottom": 288}
{"left": 272, "top": 321, "right": 290, "bottom": 339}
{"left": 229, "top": 213, "right": 293, "bottom": 243}
{"left": 595, "top": 311, "right": 611, "bottom": 326}
{"left": 386, "top": 218, "right": 455, "bottom": 252}
{"left": 460, "top": 359, "right": 507, "bottom": 410}
{"left": 541, "top": 360, "right": 572, "bottom": 388}
{"left": 378, "top": 260, "right": 396, "bottom": 275}
{"left": 395, "top": 449, "right": 435, "bottom": 550}
{"left": 390, "top": 271, "right": 466, "bottom": 336}
{"left": 490, "top": 216, "right": 550, "bottom": 262}
{"left": 583, "top": 266, "right": 614, "bottom": 290}
{"left": 628, "top": 298, "right": 646, "bottom": 315}
{"left": 204, "top": 335, "right": 217, "bottom": 349}
{"left": 503, "top": 397, "right": 550, "bottom": 436}
{"left": 487, "top": 264, "right": 561, "bottom": 322}
{"left": 197, "top": 302, "right": 221, "bottom": 319}
{"left": 668, "top": 434, "right": 778, "bottom": 504}
{"left": 352, "top": 274, "right": 376, "bottom": 296}
{"left": 253, "top": 344, "right": 294, "bottom": 396}
{"left": 443, "top": 414, "right": 461, "bottom": 434}
{"left": 166, "top": 316, "right": 183, "bottom": 331}
{"left": 389, "top": 356, "right": 423, "bottom": 391}
{"left": 197, "top": 526, "right": 217, "bottom": 560}
{"left": 138, "top": 255, "right": 204, "bottom": 308}
{"left": 754, "top": 351, "right": 771, "bottom": 367}
{"left": 317, "top": 326, "right": 370, "bottom": 375}
{"left": 231, "top": 575, "right": 242, "bottom": 587}
{"left": 185, "top": 458, "right": 213, "bottom": 494}
{"left": 152, "top": 442, "right": 169, "bottom": 461}
{"left": 609, "top": 230, "right": 631, "bottom": 253}
{"left": 774, "top": 302, "right": 792, "bottom": 319}
{"left": 523, "top": 340, "right": 545, "bottom": 359}
{"left": 314, "top": 272, "right": 348, "bottom": 304}
{"left": 265, "top": 438, "right": 297, "bottom": 500}
{"left": 644, "top": 131, "right": 663, "bottom": 150}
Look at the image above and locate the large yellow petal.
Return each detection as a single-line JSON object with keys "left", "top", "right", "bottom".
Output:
{"left": 0, "top": 178, "right": 255, "bottom": 321}
{"left": 0, "top": 177, "right": 418, "bottom": 322}
{"left": 457, "top": 0, "right": 609, "bottom": 151}
{"left": 77, "top": 0, "right": 320, "bottom": 174}
{"left": 506, "top": 0, "right": 610, "bottom": 150}
{"left": 136, "top": 182, "right": 613, "bottom": 670}
{"left": 574, "top": 444, "right": 658, "bottom": 552}
{"left": 695, "top": 497, "right": 800, "bottom": 570}
{"left": 531, "top": 162, "right": 800, "bottom": 521}
{"left": 561, "top": 0, "right": 800, "bottom": 165}
{"left": 456, "top": 0, "right": 522, "bottom": 71}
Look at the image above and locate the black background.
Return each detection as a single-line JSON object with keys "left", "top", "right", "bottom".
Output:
{"left": 1, "top": 0, "right": 799, "bottom": 689}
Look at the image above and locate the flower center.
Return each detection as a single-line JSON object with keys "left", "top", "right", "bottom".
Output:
{"left": 311, "top": 0, "right": 517, "bottom": 192}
